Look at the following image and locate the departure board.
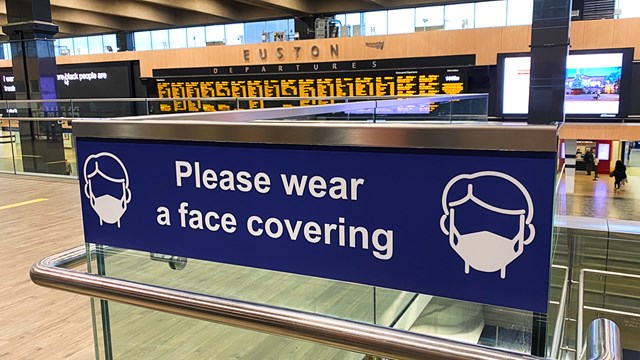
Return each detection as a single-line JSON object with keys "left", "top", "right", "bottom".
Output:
{"left": 153, "top": 67, "right": 467, "bottom": 113}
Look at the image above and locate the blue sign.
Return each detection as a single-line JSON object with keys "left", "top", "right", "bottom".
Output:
{"left": 77, "top": 138, "right": 556, "bottom": 313}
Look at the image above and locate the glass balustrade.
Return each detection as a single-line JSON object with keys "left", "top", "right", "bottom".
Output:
{"left": 0, "top": 94, "right": 488, "bottom": 177}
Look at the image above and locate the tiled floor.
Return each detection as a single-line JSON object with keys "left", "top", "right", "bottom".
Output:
{"left": 556, "top": 150, "right": 640, "bottom": 221}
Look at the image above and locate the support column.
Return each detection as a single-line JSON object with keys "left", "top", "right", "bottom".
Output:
{"left": 527, "top": 0, "right": 573, "bottom": 125}
{"left": 565, "top": 139, "right": 577, "bottom": 194}
{"left": 527, "top": 1, "right": 573, "bottom": 356}
{"left": 3, "top": 0, "right": 65, "bottom": 175}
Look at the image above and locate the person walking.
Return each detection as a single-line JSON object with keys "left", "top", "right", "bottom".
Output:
{"left": 583, "top": 148, "right": 595, "bottom": 175}
{"left": 610, "top": 160, "right": 627, "bottom": 191}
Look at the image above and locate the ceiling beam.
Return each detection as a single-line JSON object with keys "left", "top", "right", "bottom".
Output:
{"left": 56, "top": 21, "right": 115, "bottom": 36}
{"left": 173, "top": 11, "right": 228, "bottom": 27}
{"left": 50, "top": 7, "right": 169, "bottom": 31}
{"left": 135, "top": 0, "right": 240, "bottom": 21}
{"left": 52, "top": 0, "right": 176, "bottom": 25}
{"left": 232, "top": 0, "right": 314, "bottom": 15}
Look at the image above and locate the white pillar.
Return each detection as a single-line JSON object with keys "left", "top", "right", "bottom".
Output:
{"left": 564, "top": 139, "right": 577, "bottom": 194}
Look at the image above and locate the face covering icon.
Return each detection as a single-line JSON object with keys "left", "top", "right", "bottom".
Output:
{"left": 440, "top": 171, "right": 534, "bottom": 279}
{"left": 83, "top": 152, "right": 131, "bottom": 228}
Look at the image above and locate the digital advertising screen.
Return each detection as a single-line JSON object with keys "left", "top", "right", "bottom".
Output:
{"left": 498, "top": 48, "right": 633, "bottom": 120}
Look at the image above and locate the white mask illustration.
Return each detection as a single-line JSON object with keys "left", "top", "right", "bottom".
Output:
{"left": 440, "top": 172, "right": 535, "bottom": 279}
{"left": 83, "top": 152, "right": 131, "bottom": 228}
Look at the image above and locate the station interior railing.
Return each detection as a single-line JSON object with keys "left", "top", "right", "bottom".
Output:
{"left": 1, "top": 96, "right": 634, "bottom": 359}
{"left": 0, "top": 94, "right": 488, "bottom": 177}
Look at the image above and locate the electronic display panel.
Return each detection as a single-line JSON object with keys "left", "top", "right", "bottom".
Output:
{"left": 497, "top": 48, "right": 633, "bottom": 120}
{"left": 56, "top": 62, "right": 133, "bottom": 99}
{"left": 152, "top": 67, "right": 467, "bottom": 114}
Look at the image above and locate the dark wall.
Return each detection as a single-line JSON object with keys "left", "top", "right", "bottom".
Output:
{"left": 467, "top": 65, "right": 497, "bottom": 117}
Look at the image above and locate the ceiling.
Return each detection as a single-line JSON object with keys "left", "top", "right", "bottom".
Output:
{"left": 0, "top": 0, "right": 476, "bottom": 37}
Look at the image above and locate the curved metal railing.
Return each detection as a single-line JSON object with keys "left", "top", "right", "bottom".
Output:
{"left": 31, "top": 245, "right": 543, "bottom": 360}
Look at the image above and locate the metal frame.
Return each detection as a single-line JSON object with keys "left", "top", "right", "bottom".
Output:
{"left": 73, "top": 98, "right": 556, "bottom": 152}
{"left": 1, "top": 94, "right": 486, "bottom": 104}
{"left": 74, "top": 121, "right": 557, "bottom": 151}
{"left": 31, "top": 246, "right": 545, "bottom": 360}
{"left": 550, "top": 265, "right": 569, "bottom": 359}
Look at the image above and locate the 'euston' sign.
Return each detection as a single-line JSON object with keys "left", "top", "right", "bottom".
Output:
{"left": 77, "top": 138, "right": 556, "bottom": 313}
{"left": 243, "top": 44, "right": 339, "bottom": 62}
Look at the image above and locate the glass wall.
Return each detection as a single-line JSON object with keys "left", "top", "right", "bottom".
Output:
{"left": 415, "top": 6, "right": 444, "bottom": 29}
{"left": 168, "top": 28, "right": 188, "bottom": 49}
{"left": 364, "top": 11, "right": 387, "bottom": 36}
{"left": 388, "top": 9, "right": 415, "bottom": 34}
{"left": 476, "top": 1, "right": 507, "bottom": 28}
{"left": 506, "top": 0, "right": 534, "bottom": 26}
{"left": 444, "top": 3, "right": 476, "bottom": 30}
{"left": 616, "top": 0, "right": 640, "bottom": 18}
{"left": 337, "top": 0, "right": 532, "bottom": 36}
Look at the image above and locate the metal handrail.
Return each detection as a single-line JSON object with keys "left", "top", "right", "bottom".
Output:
{"left": 31, "top": 246, "right": 543, "bottom": 360}
{"left": 586, "top": 318, "right": 622, "bottom": 360}
{"left": 578, "top": 268, "right": 640, "bottom": 357}
{"left": 2, "top": 94, "right": 488, "bottom": 104}
{"left": 550, "top": 265, "right": 570, "bottom": 359}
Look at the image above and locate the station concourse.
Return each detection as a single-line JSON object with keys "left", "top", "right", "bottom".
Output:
{"left": 1, "top": 0, "right": 640, "bottom": 359}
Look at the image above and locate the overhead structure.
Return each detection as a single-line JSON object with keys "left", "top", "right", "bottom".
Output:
{"left": 0, "top": 0, "right": 482, "bottom": 36}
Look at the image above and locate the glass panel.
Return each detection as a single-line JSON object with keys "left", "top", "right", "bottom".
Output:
{"left": 168, "top": 28, "right": 187, "bottom": 49}
{"left": 506, "top": 0, "right": 534, "bottom": 26}
{"left": 475, "top": 0, "right": 507, "bottom": 28}
{"left": 205, "top": 25, "right": 225, "bottom": 44}
{"left": 73, "top": 36, "right": 89, "bottom": 55}
{"left": 444, "top": 3, "right": 475, "bottom": 30}
{"left": 265, "top": 19, "right": 290, "bottom": 33}
{"left": 91, "top": 246, "right": 377, "bottom": 322}
{"left": 8, "top": 118, "right": 77, "bottom": 176}
{"left": 364, "top": 10, "right": 387, "bottom": 35}
{"left": 225, "top": 23, "right": 245, "bottom": 45}
{"left": 0, "top": 119, "right": 17, "bottom": 172}
{"left": 93, "top": 299, "right": 365, "bottom": 359}
{"left": 388, "top": 8, "right": 415, "bottom": 34}
{"left": 103, "top": 34, "right": 118, "bottom": 52}
{"left": 134, "top": 31, "right": 152, "bottom": 51}
{"left": 335, "top": 14, "right": 346, "bottom": 25}
{"left": 288, "top": 18, "right": 295, "bottom": 38}
{"left": 72, "top": 100, "right": 141, "bottom": 118}
{"left": 243, "top": 21, "right": 265, "bottom": 44}
{"left": 3, "top": 43, "right": 12, "bottom": 59}
{"left": 87, "top": 35, "right": 104, "bottom": 54}
{"left": 345, "top": 13, "right": 361, "bottom": 26}
{"left": 57, "top": 38, "right": 74, "bottom": 56}
{"left": 415, "top": 6, "right": 445, "bottom": 29}
{"left": 151, "top": 29, "right": 169, "bottom": 50}
{"left": 186, "top": 26, "right": 206, "bottom": 48}
{"left": 617, "top": 0, "right": 640, "bottom": 18}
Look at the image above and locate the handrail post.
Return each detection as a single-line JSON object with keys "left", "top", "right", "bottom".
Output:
{"left": 578, "top": 269, "right": 585, "bottom": 358}
{"left": 586, "top": 318, "right": 622, "bottom": 360}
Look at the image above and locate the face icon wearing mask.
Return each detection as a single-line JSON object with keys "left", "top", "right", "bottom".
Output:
{"left": 439, "top": 171, "right": 534, "bottom": 279}
{"left": 83, "top": 152, "right": 131, "bottom": 228}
